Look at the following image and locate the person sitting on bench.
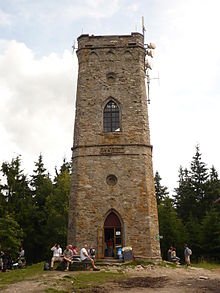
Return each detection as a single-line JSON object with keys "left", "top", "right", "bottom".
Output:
{"left": 50, "top": 244, "right": 63, "bottom": 270}
{"left": 80, "top": 244, "right": 99, "bottom": 271}
{"left": 63, "top": 245, "right": 73, "bottom": 271}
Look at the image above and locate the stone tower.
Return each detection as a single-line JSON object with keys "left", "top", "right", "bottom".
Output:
{"left": 68, "top": 32, "right": 161, "bottom": 260}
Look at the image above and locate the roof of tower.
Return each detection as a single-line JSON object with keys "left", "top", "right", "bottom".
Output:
{"left": 77, "top": 32, "right": 144, "bottom": 50}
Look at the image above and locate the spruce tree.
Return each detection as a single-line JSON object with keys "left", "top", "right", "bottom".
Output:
{"left": 174, "top": 166, "right": 195, "bottom": 222}
{"left": 0, "top": 156, "right": 32, "bottom": 247}
{"left": 200, "top": 206, "right": 220, "bottom": 261}
{"left": 205, "top": 166, "right": 220, "bottom": 208}
{"left": 1, "top": 156, "right": 31, "bottom": 217}
{"left": 29, "top": 154, "right": 53, "bottom": 262}
{"left": 174, "top": 146, "right": 210, "bottom": 222}
{"left": 190, "top": 145, "right": 209, "bottom": 219}
{"left": 0, "top": 214, "right": 23, "bottom": 259}
{"left": 158, "top": 197, "right": 186, "bottom": 260}
{"left": 0, "top": 179, "right": 6, "bottom": 218}
{"left": 44, "top": 159, "right": 71, "bottom": 257}
{"left": 154, "top": 171, "right": 169, "bottom": 205}
{"left": 173, "top": 145, "right": 220, "bottom": 260}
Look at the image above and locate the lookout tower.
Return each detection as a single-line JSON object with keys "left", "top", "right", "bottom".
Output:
{"left": 68, "top": 32, "right": 161, "bottom": 260}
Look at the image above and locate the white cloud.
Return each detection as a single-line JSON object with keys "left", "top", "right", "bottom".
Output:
{"left": 0, "top": 9, "right": 12, "bottom": 26}
{"left": 0, "top": 40, "right": 77, "bottom": 174}
{"left": 1, "top": 0, "right": 220, "bottom": 191}
{"left": 13, "top": 0, "right": 121, "bottom": 24}
{"left": 145, "top": 0, "right": 220, "bottom": 191}
{"left": 126, "top": 3, "right": 139, "bottom": 12}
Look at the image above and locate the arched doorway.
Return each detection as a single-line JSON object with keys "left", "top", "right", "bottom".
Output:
{"left": 104, "top": 211, "right": 123, "bottom": 258}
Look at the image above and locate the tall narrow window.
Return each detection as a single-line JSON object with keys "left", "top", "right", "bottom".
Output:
{"left": 103, "top": 100, "right": 120, "bottom": 132}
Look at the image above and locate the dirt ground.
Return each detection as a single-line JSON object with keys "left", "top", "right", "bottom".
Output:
{"left": 1, "top": 264, "right": 220, "bottom": 293}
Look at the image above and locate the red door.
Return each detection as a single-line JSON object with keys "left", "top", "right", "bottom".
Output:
{"left": 104, "top": 211, "right": 122, "bottom": 258}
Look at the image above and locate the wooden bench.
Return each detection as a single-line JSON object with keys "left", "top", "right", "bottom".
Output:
{"left": 56, "top": 258, "right": 91, "bottom": 271}
{"left": 70, "top": 259, "right": 91, "bottom": 271}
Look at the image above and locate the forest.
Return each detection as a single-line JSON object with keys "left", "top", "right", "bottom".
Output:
{"left": 156, "top": 145, "right": 220, "bottom": 262}
{"left": 0, "top": 145, "right": 220, "bottom": 264}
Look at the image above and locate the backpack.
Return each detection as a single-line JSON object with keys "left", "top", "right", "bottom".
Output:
{"left": 188, "top": 248, "right": 192, "bottom": 255}
{"left": 43, "top": 262, "right": 50, "bottom": 271}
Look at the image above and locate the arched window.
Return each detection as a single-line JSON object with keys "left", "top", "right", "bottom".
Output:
{"left": 103, "top": 100, "right": 120, "bottom": 132}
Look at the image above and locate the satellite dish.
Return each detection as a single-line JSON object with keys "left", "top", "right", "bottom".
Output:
{"left": 146, "top": 50, "right": 154, "bottom": 58}
{"left": 148, "top": 43, "right": 156, "bottom": 49}
{"left": 145, "top": 59, "right": 152, "bottom": 70}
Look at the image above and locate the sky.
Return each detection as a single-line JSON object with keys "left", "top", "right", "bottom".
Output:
{"left": 1, "top": 0, "right": 220, "bottom": 193}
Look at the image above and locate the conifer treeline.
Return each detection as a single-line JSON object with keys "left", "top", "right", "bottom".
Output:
{"left": 0, "top": 146, "right": 220, "bottom": 263}
{"left": 0, "top": 154, "right": 71, "bottom": 263}
{"left": 156, "top": 145, "right": 220, "bottom": 262}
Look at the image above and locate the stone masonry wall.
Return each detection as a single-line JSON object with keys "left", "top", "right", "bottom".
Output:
{"left": 68, "top": 33, "right": 161, "bottom": 260}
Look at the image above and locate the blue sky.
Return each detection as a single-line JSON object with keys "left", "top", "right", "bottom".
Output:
{"left": 1, "top": 0, "right": 220, "bottom": 192}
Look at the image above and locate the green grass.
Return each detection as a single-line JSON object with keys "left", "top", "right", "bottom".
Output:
{"left": 43, "top": 271, "right": 125, "bottom": 292}
{"left": 2, "top": 260, "right": 219, "bottom": 292}
{"left": 45, "top": 288, "right": 68, "bottom": 293}
{"left": 45, "top": 289, "right": 69, "bottom": 293}
{"left": 0, "top": 262, "right": 45, "bottom": 288}
{"left": 0, "top": 263, "right": 125, "bottom": 292}
{"left": 158, "top": 261, "right": 177, "bottom": 268}
{"left": 70, "top": 271, "right": 125, "bottom": 290}
{"left": 158, "top": 259, "right": 220, "bottom": 270}
{"left": 127, "top": 259, "right": 154, "bottom": 266}
{"left": 192, "top": 261, "right": 220, "bottom": 270}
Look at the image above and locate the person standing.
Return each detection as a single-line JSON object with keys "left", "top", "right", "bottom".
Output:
{"left": 50, "top": 244, "right": 63, "bottom": 270}
{"left": 18, "top": 246, "right": 26, "bottom": 268}
{"left": 184, "top": 244, "right": 192, "bottom": 266}
{"left": 0, "top": 251, "right": 4, "bottom": 271}
{"left": 80, "top": 244, "right": 99, "bottom": 271}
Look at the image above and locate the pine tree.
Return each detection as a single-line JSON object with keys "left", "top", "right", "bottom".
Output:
{"left": 184, "top": 214, "right": 202, "bottom": 258}
{"left": 44, "top": 159, "right": 71, "bottom": 258}
{"left": 0, "top": 179, "right": 6, "bottom": 218}
{"left": 0, "top": 214, "right": 23, "bottom": 259}
{"left": 154, "top": 171, "right": 169, "bottom": 205}
{"left": 174, "top": 146, "right": 210, "bottom": 222}
{"left": 29, "top": 154, "right": 53, "bottom": 262}
{"left": 1, "top": 156, "right": 31, "bottom": 217}
{"left": 174, "top": 166, "right": 195, "bottom": 222}
{"left": 31, "top": 154, "right": 53, "bottom": 208}
{"left": 205, "top": 166, "right": 220, "bottom": 208}
{"left": 0, "top": 156, "right": 33, "bottom": 234}
{"left": 200, "top": 206, "right": 220, "bottom": 261}
{"left": 158, "top": 197, "right": 186, "bottom": 260}
{"left": 173, "top": 145, "right": 220, "bottom": 260}
{"left": 190, "top": 145, "right": 209, "bottom": 218}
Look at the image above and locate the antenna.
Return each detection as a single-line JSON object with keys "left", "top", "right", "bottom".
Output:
{"left": 142, "top": 16, "right": 146, "bottom": 40}
{"left": 145, "top": 71, "right": 160, "bottom": 104}
{"left": 142, "top": 18, "right": 158, "bottom": 104}
{"left": 72, "top": 40, "right": 76, "bottom": 54}
{"left": 146, "top": 70, "right": 150, "bottom": 104}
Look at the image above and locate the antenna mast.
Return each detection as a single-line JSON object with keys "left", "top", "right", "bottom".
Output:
{"left": 142, "top": 16, "right": 146, "bottom": 41}
{"left": 72, "top": 40, "right": 76, "bottom": 54}
{"left": 142, "top": 17, "right": 157, "bottom": 104}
